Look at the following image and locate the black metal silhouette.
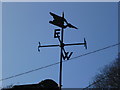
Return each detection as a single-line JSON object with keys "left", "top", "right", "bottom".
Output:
{"left": 38, "top": 12, "right": 87, "bottom": 90}
{"left": 49, "top": 12, "right": 78, "bottom": 29}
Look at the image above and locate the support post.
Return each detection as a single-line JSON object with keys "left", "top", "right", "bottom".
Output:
{"left": 59, "top": 12, "right": 64, "bottom": 90}
{"left": 59, "top": 27, "right": 64, "bottom": 90}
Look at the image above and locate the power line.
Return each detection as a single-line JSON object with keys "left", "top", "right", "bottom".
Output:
{"left": 82, "top": 68, "right": 119, "bottom": 89}
{"left": 0, "top": 43, "right": 119, "bottom": 82}
{"left": 0, "top": 62, "right": 60, "bottom": 81}
{"left": 70, "top": 43, "right": 119, "bottom": 60}
{"left": 82, "top": 76, "right": 106, "bottom": 89}
{"left": 83, "top": 48, "right": 120, "bottom": 89}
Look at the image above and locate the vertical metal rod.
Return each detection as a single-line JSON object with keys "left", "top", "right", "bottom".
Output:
{"left": 59, "top": 12, "right": 64, "bottom": 90}
{"left": 59, "top": 27, "right": 64, "bottom": 90}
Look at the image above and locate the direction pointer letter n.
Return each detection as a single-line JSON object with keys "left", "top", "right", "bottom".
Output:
{"left": 54, "top": 29, "right": 60, "bottom": 38}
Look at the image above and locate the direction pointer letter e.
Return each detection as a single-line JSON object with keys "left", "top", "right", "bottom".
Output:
{"left": 54, "top": 29, "right": 60, "bottom": 38}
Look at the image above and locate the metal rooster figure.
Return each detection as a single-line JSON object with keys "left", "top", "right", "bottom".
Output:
{"left": 49, "top": 12, "right": 78, "bottom": 29}
{"left": 38, "top": 12, "right": 87, "bottom": 90}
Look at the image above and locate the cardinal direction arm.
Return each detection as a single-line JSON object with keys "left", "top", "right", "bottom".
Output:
{"left": 62, "top": 51, "right": 73, "bottom": 60}
{"left": 64, "top": 38, "right": 87, "bottom": 49}
{"left": 64, "top": 43, "right": 85, "bottom": 46}
{"left": 67, "top": 52, "right": 73, "bottom": 60}
{"left": 63, "top": 38, "right": 87, "bottom": 49}
{"left": 38, "top": 44, "right": 59, "bottom": 48}
{"left": 84, "top": 38, "right": 87, "bottom": 49}
{"left": 62, "top": 48, "right": 73, "bottom": 60}
{"left": 38, "top": 42, "right": 41, "bottom": 52}
{"left": 38, "top": 42, "right": 60, "bottom": 52}
{"left": 54, "top": 29, "right": 60, "bottom": 38}
{"left": 54, "top": 29, "right": 65, "bottom": 48}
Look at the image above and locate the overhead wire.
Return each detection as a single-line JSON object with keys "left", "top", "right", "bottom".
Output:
{"left": 0, "top": 42, "right": 119, "bottom": 82}
{"left": 82, "top": 67, "right": 120, "bottom": 89}
{"left": 70, "top": 43, "right": 119, "bottom": 60}
{"left": 82, "top": 76, "right": 106, "bottom": 89}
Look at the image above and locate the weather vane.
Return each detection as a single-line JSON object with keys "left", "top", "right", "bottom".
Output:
{"left": 38, "top": 12, "right": 87, "bottom": 90}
